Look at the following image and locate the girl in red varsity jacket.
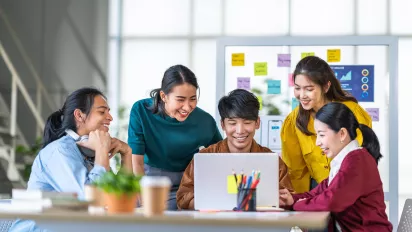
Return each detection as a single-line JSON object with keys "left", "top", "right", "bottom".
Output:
{"left": 280, "top": 102, "right": 392, "bottom": 232}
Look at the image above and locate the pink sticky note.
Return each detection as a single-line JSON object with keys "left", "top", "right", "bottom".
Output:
{"left": 288, "top": 74, "right": 294, "bottom": 87}
{"left": 366, "top": 108, "right": 379, "bottom": 121}
{"left": 237, "top": 77, "right": 250, "bottom": 90}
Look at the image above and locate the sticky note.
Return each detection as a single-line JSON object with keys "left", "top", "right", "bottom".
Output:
{"left": 267, "top": 80, "right": 281, "bottom": 94}
{"left": 301, "top": 52, "right": 315, "bottom": 59}
{"left": 327, "top": 49, "right": 341, "bottom": 62}
{"left": 232, "top": 53, "right": 245, "bottom": 66}
{"left": 366, "top": 108, "right": 379, "bottom": 121}
{"left": 288, "top": 73, "right": 294, "bottom": 87}
{"left": 237, "top": 77, "right": 250, "bottom": 90}
{"left": 254, "top": 62, "right": 267, "bottom": 76}
{"left": 292, "top": 98, "right": 299, "bottom": 110}
{"left": 277, "top": 54, "right": 291, "bottom": 67}
{"left": 257, "top": 96, "right": 263, "bottom": 110}
{"left": 227, "top": 175, "right": 239, "bottom": 194}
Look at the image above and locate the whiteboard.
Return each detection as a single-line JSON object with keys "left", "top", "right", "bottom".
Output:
{"left": 216, "top": 36, "right": 399, "bottom": 229}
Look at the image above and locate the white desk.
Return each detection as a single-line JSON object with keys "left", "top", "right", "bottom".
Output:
{"left": 0, "top": 209, "right": 329, "bottom": 232}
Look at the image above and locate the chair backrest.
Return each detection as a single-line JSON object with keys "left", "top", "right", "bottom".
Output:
{"left": 0, "top": 220, "right": 14, "bottom": 232}
{"left": 398, "top": 198, "right": 412, "bottom": 232}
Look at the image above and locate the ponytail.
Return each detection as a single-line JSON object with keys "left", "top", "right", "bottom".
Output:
{"left": 42, "top": 110, "right": 65, "bottom": 148}
{"left": 359, "top": 124, "right": 382, "bottom": 164}
{"left": 42, "top": 87, "right": 105, "bottom": 149}
{"left": 149, "top": 88, "right": 165, "bottom": 115}
{"left": 315, "top": 102, "right": 383, "bottom": 164}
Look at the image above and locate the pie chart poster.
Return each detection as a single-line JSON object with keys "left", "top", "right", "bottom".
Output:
{"left": 330, "top": 65, "right": 374, "bottom": 102}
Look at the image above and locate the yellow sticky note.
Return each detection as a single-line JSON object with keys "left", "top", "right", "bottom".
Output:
{"left": 232, "top": 53, "right": 245, "bottom": 66}
{"left": 227, "top": 175, "right": 239, "bottom": 194}
{"left": 327, "top": 49, "right": 341, "bottom": 62}
{"left": 254, "top": 62, "right": 267, "bottom": 76}
{"left": 301, "top": 52, "right": 315, "bottom": 59}
{"left": 257, "top": 96, "right": 263, "bottom": 110}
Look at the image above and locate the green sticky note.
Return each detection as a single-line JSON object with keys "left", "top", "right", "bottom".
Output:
{"left": 257, "top": 96, "right": 263, "bottom": 110}
{"left": 227, "top": 175, "right": 238, "bottom": 194}
{"left": 301, "top": 52, "right": 315, "bottom": 59}
{"left": 254, "top": 62, "right": 267, "bottom": 76}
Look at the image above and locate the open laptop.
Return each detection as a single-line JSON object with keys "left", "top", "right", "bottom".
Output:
{"left": 194, "top": 153, "right": 279, "bottom": 211}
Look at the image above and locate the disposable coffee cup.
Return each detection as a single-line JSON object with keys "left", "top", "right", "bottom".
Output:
{"left": 84, "top": 184, "right": 105, "bottom": 207}
{"left": 140, "top": 176, "right": 171, "bottom": 216}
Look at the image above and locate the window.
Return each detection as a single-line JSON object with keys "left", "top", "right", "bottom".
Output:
{"left": 225, "top": 0, "right": 289, "bottom": 35}
{"left": 122, "top": 0, "right": 190, "bottom": 36}
{"left": 291, "top": 0, "right": 354, "bottom": 35}
{"left": 121, "top": 40, "right": 189, "bottom": 106}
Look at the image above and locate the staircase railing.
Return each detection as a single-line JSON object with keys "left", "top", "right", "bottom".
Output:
{"left": 0, "top": 42, "right": 45, "bottom": 181}
{"left": 0, "top": 6, "right": 59, "bottom": 117}
{"left": 0, "top": 2, "right": 109, "bottom": 184}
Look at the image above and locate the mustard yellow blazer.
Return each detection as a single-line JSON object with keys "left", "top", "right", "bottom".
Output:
{"left": 280, "top": 101, "right": 372, "bottom": 193}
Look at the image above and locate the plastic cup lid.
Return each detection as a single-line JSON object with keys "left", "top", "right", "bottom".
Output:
{"left": 140, "top": 176, "right": 172, "bottom": 187}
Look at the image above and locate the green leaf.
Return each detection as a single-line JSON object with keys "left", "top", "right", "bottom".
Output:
{"left": 93, "top": 170, "right": 143, "bottom": 195}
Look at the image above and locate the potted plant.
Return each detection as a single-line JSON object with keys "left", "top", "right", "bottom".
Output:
{"left": 15, "top": 137, "right": 42, "bottom": 182}
{"left": 94, "top": 170, "right": 142, "bottom": 214}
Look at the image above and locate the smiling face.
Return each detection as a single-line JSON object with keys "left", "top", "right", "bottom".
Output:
{"left": 314, "top": 119, "right": 348, "bottom": 159}
{"left": 221, "top": 117, "right": 260, "bottom": 153}
{"left": 161, "top": 83, "right": 197, "bottom": 122}
{"left": 76, "top": 95, "right": 113, "bottom": 136}
{"left": 294, "top": 74, "right": 329, "bottom": 112}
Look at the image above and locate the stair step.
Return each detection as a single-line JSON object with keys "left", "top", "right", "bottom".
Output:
{"left": 0, "top": 127, "right": 9, "bottom": 134}
{"left": 0, "top": 168, "right": 12, "bottom": 195}
{"left": 11, "top": 181, "right": 25, "bottom": 189}
{"left": 0, "top": 128, "right": 15, "bottom": 144}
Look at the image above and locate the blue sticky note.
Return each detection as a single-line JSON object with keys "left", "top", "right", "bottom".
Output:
{"left": 267, "top": 80, "right": 281, "bottom": 94}
{"left": 292, "top": 98, "right": 299, "bottom": 110}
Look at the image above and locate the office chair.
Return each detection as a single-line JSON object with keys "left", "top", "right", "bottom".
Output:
{"left": 398, "top": 198, "right": 412, "bottom": 232}
{"left": 0, "top": 220, "right": 14, "bottom": 232}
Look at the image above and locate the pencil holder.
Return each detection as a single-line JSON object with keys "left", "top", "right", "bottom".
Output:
{"left": 236, "top": 188, "right": 256, "bottom": 211}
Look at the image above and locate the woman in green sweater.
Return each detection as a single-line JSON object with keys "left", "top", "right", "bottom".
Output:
{"left": 128, "top": 65, "right": 222, "bottom": 210}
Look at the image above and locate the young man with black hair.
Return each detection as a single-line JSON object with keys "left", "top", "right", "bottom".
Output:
{"left": 176, "top": 89, "right": 294, "bottom": 210}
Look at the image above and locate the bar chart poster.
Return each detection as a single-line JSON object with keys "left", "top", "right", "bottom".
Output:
{"left": 330, "top": 65, "right": 374, "bottom": 102}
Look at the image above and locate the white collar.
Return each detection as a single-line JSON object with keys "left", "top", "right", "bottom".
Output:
{"left": 65, "top": 129, "right": 80, "bottom": 140}
{"left": 328, "top": 140, "right": 360, "bottom": 185}
{"left": 65, "top": 129, "right": 89, "bottom": 142}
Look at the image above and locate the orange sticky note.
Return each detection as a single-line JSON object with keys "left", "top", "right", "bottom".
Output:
{"left": 327, "top": 49, "right": 341, "bottom": 62}
{"left": 232, "top": 53, "right": 245, "bottom": 66}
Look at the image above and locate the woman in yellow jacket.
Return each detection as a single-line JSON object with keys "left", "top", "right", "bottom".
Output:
{"left": 281, "top": 56, "right": 372, "bottom": 193}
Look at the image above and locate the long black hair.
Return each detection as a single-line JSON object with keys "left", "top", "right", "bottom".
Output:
{"left": 42, "top": 87, "right": 105, "bottom": 148}
{"left": 148, "top": 65, "right": 199, "bottom": 115}
{"left": 315, "top": 102, "right": 382, "bottom": 164}
{"left": 293, "top": 56, "right": 357, "bottom": 136}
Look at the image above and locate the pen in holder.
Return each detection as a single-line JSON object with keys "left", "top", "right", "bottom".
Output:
{"left": 236, "top": 188, "right": 257, "bottom": 211}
